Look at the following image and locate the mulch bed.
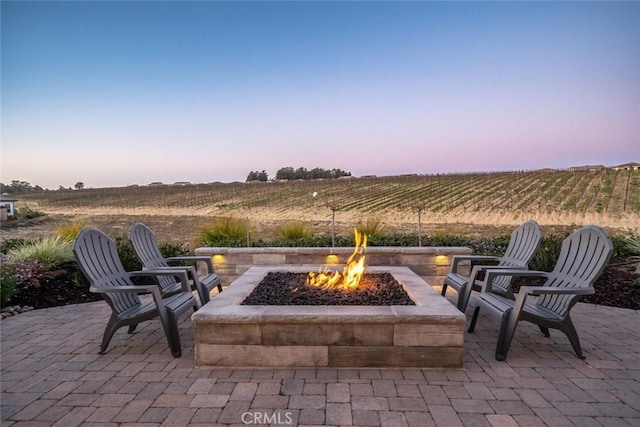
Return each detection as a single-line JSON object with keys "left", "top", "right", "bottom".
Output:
{"left": 241, "top": 271, "right": 415, "bottom": 306}
{"left": 512, "top": 257, "right": 639, "bottom": 310}
{"left": 5, "top": 258, "right": 638, "bottom": 311}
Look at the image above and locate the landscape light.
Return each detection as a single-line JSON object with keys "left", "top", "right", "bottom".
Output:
{"left": 435, "top": 255, "right": 449, "bottom": 266}
{"left": 325, "top": 254, "right": 339, "bottom": 264}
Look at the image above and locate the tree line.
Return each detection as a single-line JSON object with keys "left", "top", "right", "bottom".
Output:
{"left": 1, "top": 180, "right": 86, "bottom": 194}
{"left": 246, "top": 167, "right": 352, "bottom": 182}
{"left": 0, "top": 180, "right": 44, "bottom": 194}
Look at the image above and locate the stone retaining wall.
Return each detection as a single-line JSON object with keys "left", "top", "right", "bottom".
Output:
{"left": 194, "top": 246, "right": 472, "bottom": 287}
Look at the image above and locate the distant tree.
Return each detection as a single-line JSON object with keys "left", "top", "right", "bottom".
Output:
{"left": 274, "top": 166, "right": 351, "bottom": 181}
{"left": 0, "top": 180, "right": 43, "bottom": 193}
{"left": 331, "top": 168, "right": 351, "bottom": 178}
{"left": 293, "top": 167, "right": 308, "bottom": 180}
{"left": 245, "top": 170, "right": 269, "bottom": 182}
{"left": 275, "top": 167, "right": 295, "bottom": 180}
{"left": 74, "top": 182, "right": 85, "bottom": 190}
{"left": 309, "top": 168, "right": 324, "bottom": 179}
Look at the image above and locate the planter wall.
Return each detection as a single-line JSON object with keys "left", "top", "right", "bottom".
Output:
{"left": 194, "top": 246, "right": 472, "bottom": 288}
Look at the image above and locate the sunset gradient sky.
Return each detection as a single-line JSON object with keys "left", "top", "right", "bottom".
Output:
{"left": 2, "top": 1, "right": 638, "bottom": 189}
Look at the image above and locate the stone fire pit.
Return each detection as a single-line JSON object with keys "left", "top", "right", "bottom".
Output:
{"left": 192, "top": 266, "right": 465, "bottom": 368}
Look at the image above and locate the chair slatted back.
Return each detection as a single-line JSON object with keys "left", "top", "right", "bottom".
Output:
{"left": 130, "top": 222, "right": 167, "bottom": 268}
{"left": 538, "top": 226, "right": 613, "bottom": 317}
{"left": 129, "top": 222, "right": 177, "bottom": 291}
{"left": 73, "top": 228, "right": 141, "bottom": 314}
{"left": 491, "top": 220, "right": 542, "bottom": 292}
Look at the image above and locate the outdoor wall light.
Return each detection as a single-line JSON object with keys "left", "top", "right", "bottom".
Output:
{"left": 325, "top": 254, "right": 339, "bottom": 264}
{"left": 213, "top": 254, "right": 225, "bottom": 264}
{"left": 434, "top": 255, "right": 450, "bottom": 266}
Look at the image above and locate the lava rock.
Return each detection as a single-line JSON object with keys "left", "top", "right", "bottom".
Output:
{"left": 242, "top": 272, "right": 415, "bottom": 306}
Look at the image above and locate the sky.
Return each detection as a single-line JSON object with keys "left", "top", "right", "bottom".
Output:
{"left": 1, "top": 1, "right": 639, "bottom": 189}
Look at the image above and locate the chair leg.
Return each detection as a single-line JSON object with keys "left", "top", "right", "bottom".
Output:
{"left": 560, "top": 317, "right": 585, "bottom": 359}
{"left": 441, "top": 283, "right": 448, "bottom": 296}
{"left": 468, "top": 306, "right": 481, "bottom": 333}
{"left": 457, "top": 283, "right": 472, "bottom": 313}
{"left": 495, "top": 308, "right": 517, "bottom": 361}
{"left": 100, "top": 314, "right": 121, "bottom": 354}
{"left": 128, "top": 324, "right": 138, "bottom": 334}
{"left": 156, "top": 308, "right": 183, "bottom": 358}
{"left": 538, "top": 325, "right": 550, "bottom": 337}
{"left": 166, "top": 311, "right": 183, "bottom": 358}
{"left": 216, "top": 283, "right": 223, "bottom": 293}
{"left": 198, "top": 286, "right": 209, "bottom": 305}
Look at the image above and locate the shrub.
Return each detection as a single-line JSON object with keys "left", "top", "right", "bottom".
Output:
{"left": 158, "top": 242, "right": 190, "bottom": 258}
{"left": 115, "top": 238, "right": 143, "bottom": 272}
{"left": 2, "top": 259, "right": 97, "bottom": 309}
{"left": 197, "top": 217, "right": 249, "bottom": 247}
{"left": 0, "top": 238, "right": 25, "bottom": 255}
{"left": 355, "top": 217, "right": 385, "bottom": 238}
{"left": 8, "top": 260, "right": 62, "bottom": 289}
{"left": 366, "top": 234, "right": 419, "bottom": 247}
{"left": 623, "top": 234, "right": 640, "bottom": 256}
{"left": 468, "top": 236, "right": 510, "bottom": 256}
{"left": 17, "top": 205, "right": 46, "bottom": 219}
{"left": 0, "top": 263, "right": 18, "bottom": 305}
{"left": 429, "top": 230, "right": 470, "bottom": 247}
{"left": 530, "top": 234, "right": 565, "bottom": 272}
{"left": 275, "top": 221, "right": 314, "bottom": 242}
{"left": 6, "top": 236, "right": 74, "bottom": 268}
{"left": 55, "top": 220, "right": 88, "bottom": 241}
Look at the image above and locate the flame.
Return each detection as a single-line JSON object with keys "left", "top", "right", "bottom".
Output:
{"left": 307, "top": 229, "right": 368, "bottom": 291}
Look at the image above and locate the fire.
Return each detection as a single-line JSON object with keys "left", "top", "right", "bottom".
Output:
{"left": 307, "top": 229, "right": 368, "bottom": 291}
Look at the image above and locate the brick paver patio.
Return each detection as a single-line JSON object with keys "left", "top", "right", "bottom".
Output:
{"left": 1, "top": 293, "right": 639, "bottom": 426}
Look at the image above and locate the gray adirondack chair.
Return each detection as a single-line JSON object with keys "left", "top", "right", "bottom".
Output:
{"left": 468, "top": 225, "right": 613, "bottom": 361}
{"left": 73, "top": 228, "right": 198, "bottom": 357}
{"left": 442, "top": 220, "right": 542, "bottom": 312}
{"left": 129, "top": 222, "right": 222, "bottom": 305}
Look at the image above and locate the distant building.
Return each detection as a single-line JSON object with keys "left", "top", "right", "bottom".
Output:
{"left": 172, "top": 181, "right": 192, "bottom": 186}
{"left": 568, "top": 165, "right": 605, "bottom": 172}
{"left": 0, "top": 194, "right": 17, "bottom": 220}
{"left": 148, "top": 182, "right": 165, "bottom": 186}
{"left": 612, "top": 162, "right": 640, "bottom": 171}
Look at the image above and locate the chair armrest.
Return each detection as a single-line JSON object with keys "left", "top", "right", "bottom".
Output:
{"left": 451, "top": 255, "right": 499, "bottom": 273}
{"left": 468, "top": 264, "right": 529, "bottom": 286}
{"left": 142, "top": 265, "right": 200, "bottom": 286}
{"left": 166, "top": 256, "right": 215, "bottom": 273}
{"left": 472, "top": 264, "right": 527, "bottom": 274}
{"left": 512, "top": 285, "right": 595, "bottom": 318}
{"left": 90, "top": 284, "right": 157, "bottom": 294}
{"left": 480, "top": 269, "right": 549, "bottom": 293}
{"left": 519, "top": 286, "right": 595, "bottom": 297}
{"left": 129, "top": 269, "right": 191, "bottom": 293}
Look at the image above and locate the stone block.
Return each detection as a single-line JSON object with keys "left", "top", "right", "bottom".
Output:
{"left": 394, "top": 323, "right": 464, "bottom": 347}
{"left": 196, "top": 344, "right": 329, "bottom": 367}
{"left": 196, "top": 324, "right": 261, "bottom": 345}
{"left": 328, "top": 346, "right": 463, "bottom": 368}
{"left": 254, "top": 254, "right": 287, "bottom": 264}
{"left": 261, "top": 323, "right": 393, "bottom": 346}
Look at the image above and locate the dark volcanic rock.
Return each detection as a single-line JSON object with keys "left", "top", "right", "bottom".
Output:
{"left": 241, "top": 271, "right": 416, "bottom": 306}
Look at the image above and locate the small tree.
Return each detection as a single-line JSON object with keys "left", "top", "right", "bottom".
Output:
{"left": 246, "top": 171, "right": 269, "bottom": 182}
{"left": 74, "top": 182, "right": 85, "bottom": 190}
